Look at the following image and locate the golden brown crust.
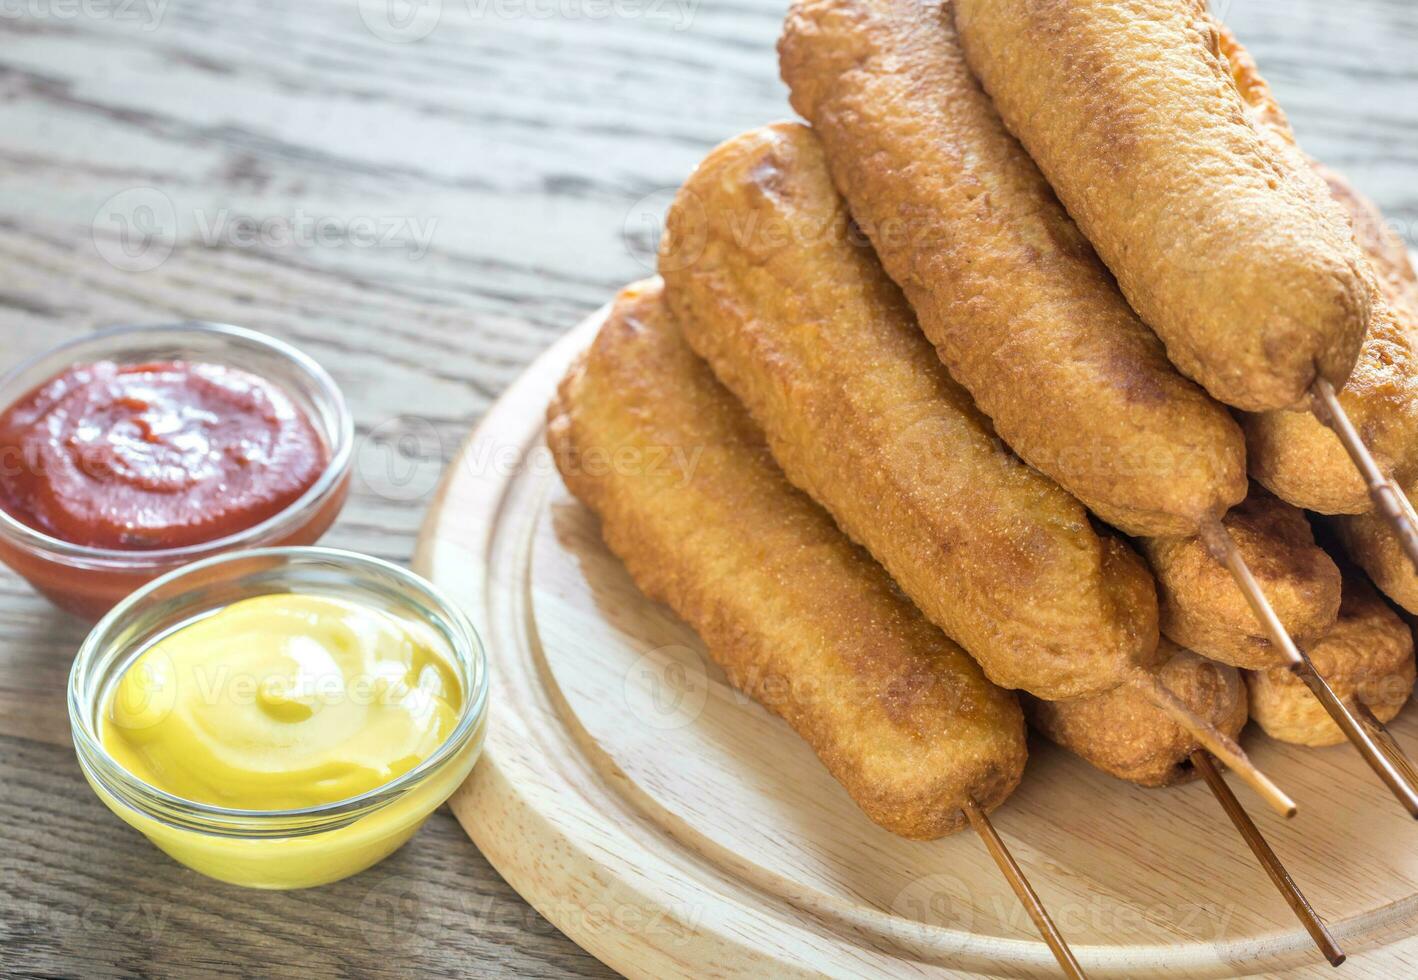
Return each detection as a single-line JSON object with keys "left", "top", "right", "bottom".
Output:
{"left": 548, "top": 281, "right": 1026, "bottom": 838}
{"left": 1213, "top": 22, "right": 1291, "bottom": 141}
{"left": 660, "top": 123, "right": 1159, "bottom": 701}
{"left": 1246, "top": 296, "right": 1418, "bottom": 515}
{"left": 1334, "top": 500, "right": 1418, "bottom": 615}
{"left": 1028, "top": 643, "right": 1246, "bottom": 787}
{"left": 1318, "top": 175, "right": 1418, "bottom": 608}
{"left": 1142, "top": 489, "right": 1341, "bottom": 669}
{"left": 1312, "top": 163, "right": 1417, "bottom": 300}
{"left": 1222, "top": 27, "right": 1418, "bottom": 514}
{"left": 954, "top": 0, "right": 1373, "bottom": 411}
{"left": 1220, "top": 27, "right": 1418, "bottom": 601}
{"left": 777, "top": 0, "right": 1245, "bottom": 536}
{"left": 1247, "top": 575, "right": 1415, "bottom": 747}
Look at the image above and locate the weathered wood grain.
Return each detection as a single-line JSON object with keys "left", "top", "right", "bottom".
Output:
{"left": 0, "top": 0, "right": 1414, "bottom": 975}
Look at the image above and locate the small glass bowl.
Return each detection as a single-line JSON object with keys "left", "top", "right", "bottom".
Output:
{"left": 69, "top": 547, "right": 489, "bottom": 889}
{"left": 0, "top": 323, "right": 354, "bottom": 620}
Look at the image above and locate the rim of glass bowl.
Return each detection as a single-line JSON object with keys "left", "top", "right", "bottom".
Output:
{"left": 0, "top": 322, "right": 355, "bottom": 570}
{"left": 67, "top": 547, "right": 490, "bottom": 837}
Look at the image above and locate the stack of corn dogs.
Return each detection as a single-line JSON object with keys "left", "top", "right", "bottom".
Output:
{"left": 546, "top": 0, "right": 1418, "bottom": 970}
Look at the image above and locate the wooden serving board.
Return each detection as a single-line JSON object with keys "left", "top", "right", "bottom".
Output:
{"left": 414, "top": 293, "right": 1418, "bottom": 978}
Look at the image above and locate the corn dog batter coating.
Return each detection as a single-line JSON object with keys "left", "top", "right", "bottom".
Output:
{"left": 1248, "top": 575, "right": 1415, "bottom": 747}
{"left": 778, "top": 0, "right": 1246, "bottom": 537}
{"left": 660, "top": 123, "right": 1159, "bottom": 701}
{"left": 954, "top": 0, "right": 1373, "bottom": 412}
{"left": 1311, "top": 168, "right": 1415, "bottom": 308}
{"left": 1028, "top": 643, "right": 1246, "bottom": 787}
{"left": 1216, "top": 22, "right": 1415, "bottom": 311}
{"left": 1312, "top": 159, "right": 1418, "bottom": 609}
{"left": 1247, "top": 297, "right": 1418, "bottom": 515}
{"left": 547, "top": 281, "right": 1027, "bottom": 838}
{"left": 1142, "top": 490, "right": 1341, "bottom": 669}
{"left": 1222, "top": 30, "right": 1418, "bottom": 514}
{"left": 1334, "top": 506, "right": 1418, "bottom": 615}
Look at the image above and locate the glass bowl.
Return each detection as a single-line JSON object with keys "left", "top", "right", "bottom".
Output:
{"left": 0, "top": 322, "right": 353, "bottom": 619}
{"left": 69, "top": 547, "right": 489, "bottom": 889}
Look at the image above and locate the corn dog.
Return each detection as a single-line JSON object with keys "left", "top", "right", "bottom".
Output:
{"left": 660, "top": 122, "right": 1159, "bottom": 701}
{"left": 1248, "top": 575, "right": 1415, "bottom": 748}
{"left": 777, "top": 0, "right": 1245, "bottom": 538}
{"left": 1328, "top": 267, "right": 1418, "bottom": 607}
{"left": 1036, "top": 636, "right": 1341, "bottom": 963}
{"left": 775, "top": 0, "right": 1326, "bottom": 677}
{"left": 1247, "top": 298, "right": 1418, "bottom": 515}
{"left": 547, "top": 280, "right": 1026, "bottom": 838}
{"left": 1296, "top": 153, "right": 1418, "bottom": 610}
{"left": 1143, "top": 489, "right": 1341, "bottom": 670}
{"left": 1335, "top": 509, "right": 1418, "bottom": 615}
{"left": 1316, "top": 160, "right": 1418, "bottom": 305}
{"left": 1028, "top": 643, "right": 1246, "bottom": 787}
{"left": 1220, "top": 30, "right": 1418, "bottom": 514}
{"left": 953, "top": 0, "right": 1375, "bottom": 412}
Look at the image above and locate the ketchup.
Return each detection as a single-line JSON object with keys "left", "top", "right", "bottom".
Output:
{"left": 0, "top": 361, "right": 328, "bottom": 550}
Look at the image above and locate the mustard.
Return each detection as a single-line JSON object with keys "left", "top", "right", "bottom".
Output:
{"left": 89, "top": 592, "right": 482, "bottom": 888}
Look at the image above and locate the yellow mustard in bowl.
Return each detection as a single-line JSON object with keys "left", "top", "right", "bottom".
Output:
{"left": 71, "top": 548, "right": 488, "bottom": 889}
{"left": 102, "top": 594, "right": 462, "bottom": 811}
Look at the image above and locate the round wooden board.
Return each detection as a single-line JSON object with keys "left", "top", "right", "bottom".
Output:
{"left": 414, "top": 289, "right": 1418, "bottom": 979}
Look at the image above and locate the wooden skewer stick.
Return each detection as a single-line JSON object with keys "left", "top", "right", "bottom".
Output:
{"left": 1200, "top": 520, "right": 1418, "bottom": 817}
{"left": 1190, "top": 751, "right": 1345, "bottom": 967}
{"left": 1392, "top": 484, "right": 1418, "bottom": 572}
{"left": 964, "top": 798, "right": 1087, "bottom": 980}
{"left": 1132, "top": 670, "right": 1296, "bottom": 817}
{"left": 1351, "top": 699, "right": 1418, "bottom": 791}
{"left": 1310, "top": 377, "right": 1418, "bottom": 575}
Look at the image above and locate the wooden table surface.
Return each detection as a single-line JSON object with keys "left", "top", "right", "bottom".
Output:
{"left": 1, "top": 0, "right": 1414, "bottom": 976}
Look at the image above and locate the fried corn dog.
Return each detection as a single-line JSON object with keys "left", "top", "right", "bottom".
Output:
{"left": 1221, "top": 30, "right": 1418, "bottom": 514}
{"left": 1143, "top": 490, "right": 1342, "bottom": 670}
{"left": 1316, "top": 160, "right": 1418, "bottom": 305}
{"left": 1028, "top": 643, "right": 1246, "bottom": 786}
{"left": 775, "top": 0, "right": 1335, "bottom": 683}
{"left": 1036, "top": 638, "right": 1342, "bottom": 964}
{"left": 1335, "top": 510, "right": 1418, "bottom": 615}
{"left": 547, "top": 280, "right": 1026, "bottom": 838}
{"left": 1307, "top": 160, "right": 1418, "bottom": 610}
{"left": 1247, "top": 300, "right": 1418, "bottom": 515}
{"left": 660, "top": 122, "right": 1159, "bottom": 701}
{"left": 953, "top": 0, "right": 1374, "bottom": 412}
{"left": 777, "top": 0, "right": 1246, "bottom": 538}
{"left": 1248, "top": 575, "right": 1415, "bottom": 747}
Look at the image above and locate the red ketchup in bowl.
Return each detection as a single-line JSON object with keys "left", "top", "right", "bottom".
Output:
{"left": 0, "top": 325, "right": 352, "bottom": 622}
{"left": 0, "top": 361, "right": 328, "bottom": 550}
